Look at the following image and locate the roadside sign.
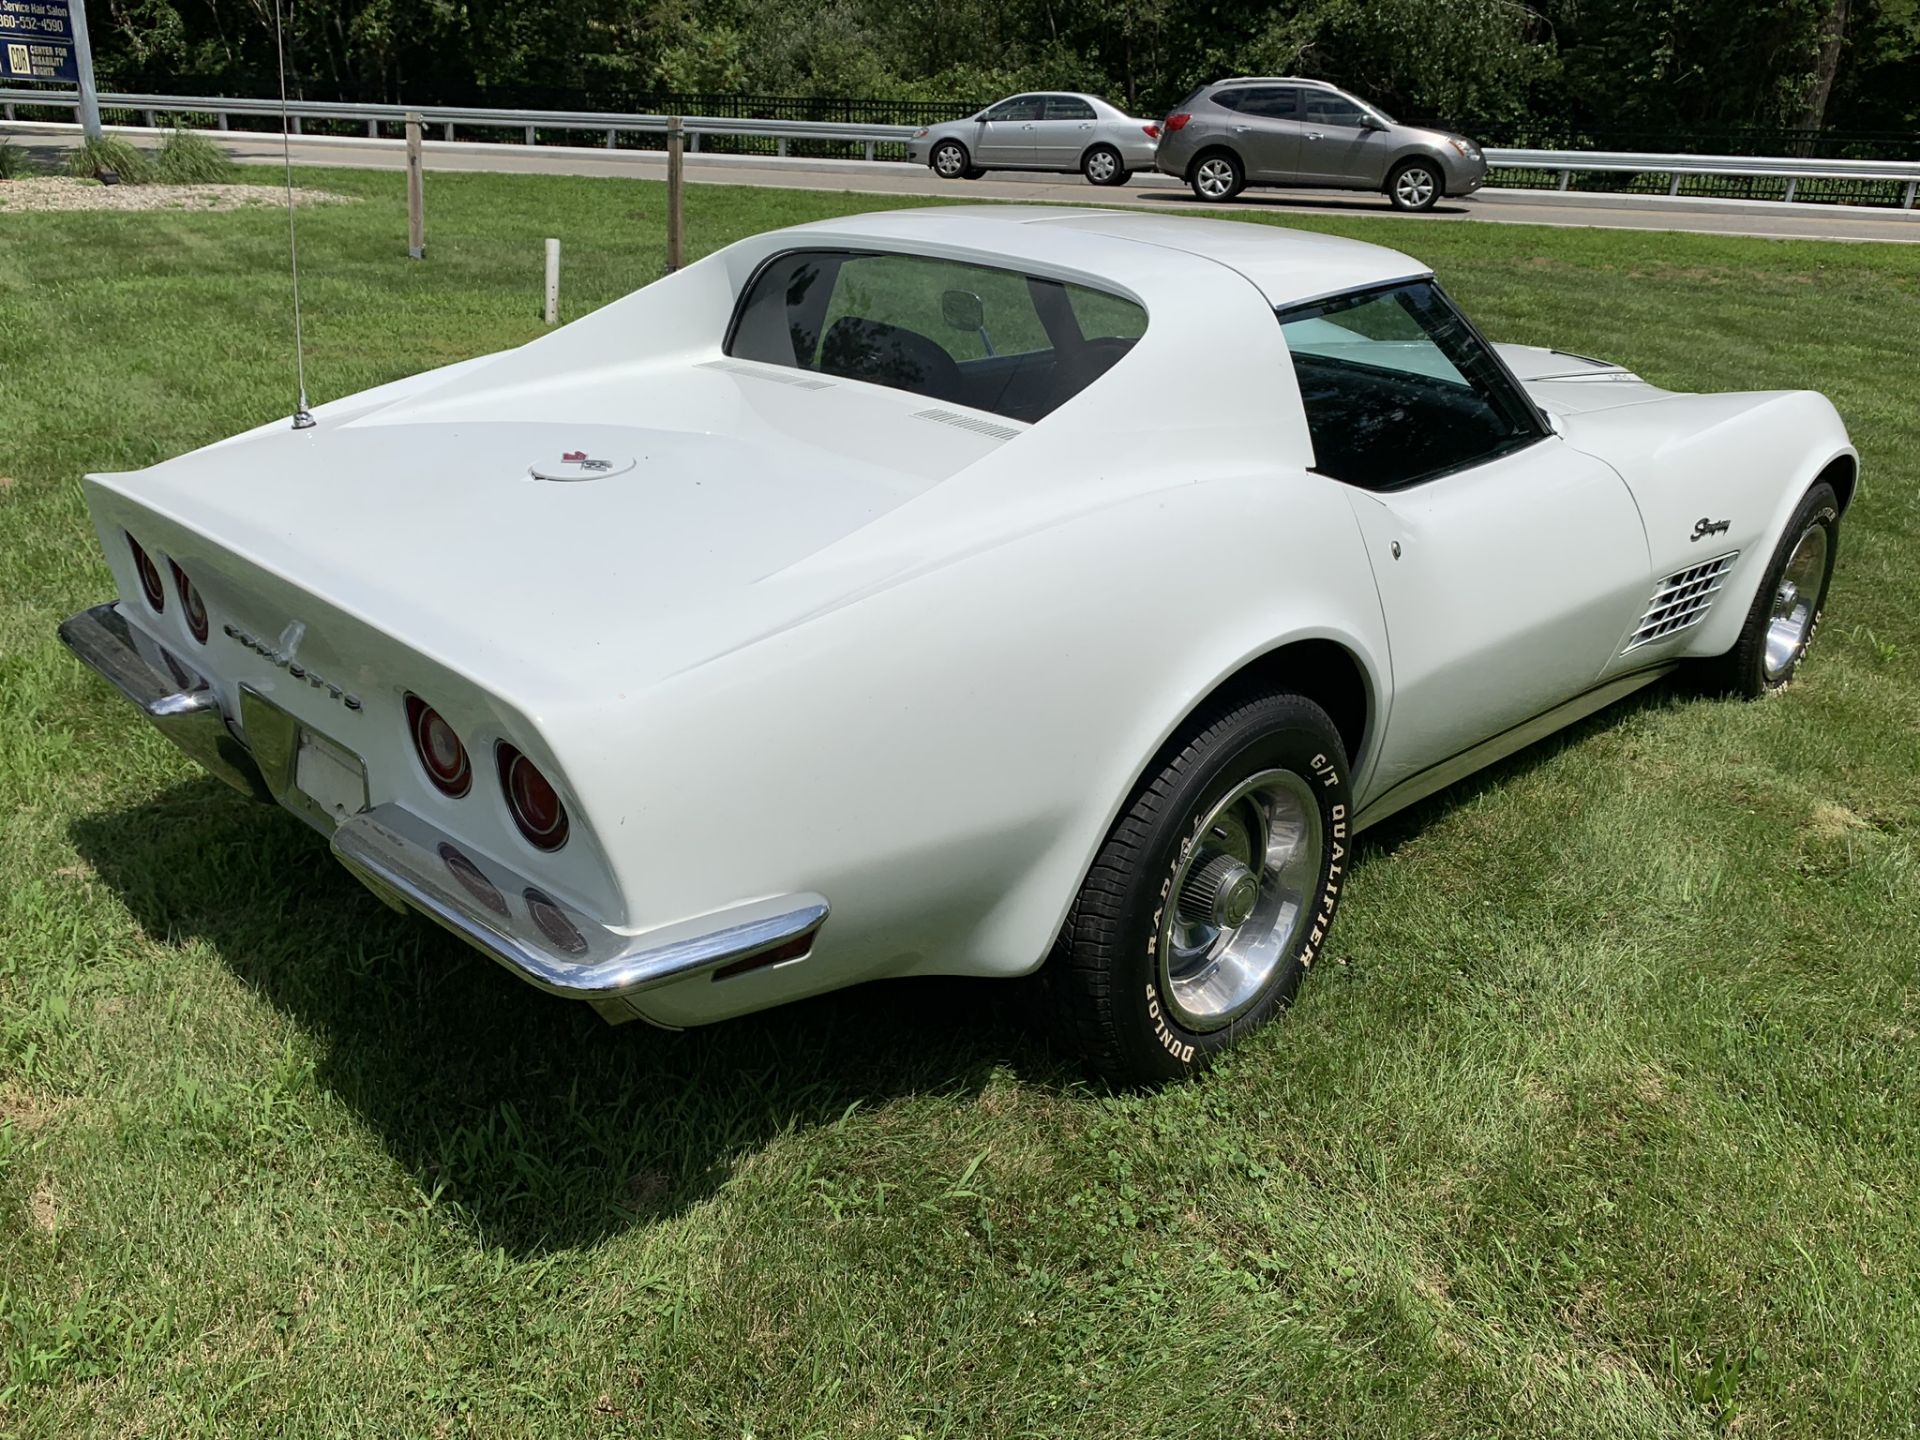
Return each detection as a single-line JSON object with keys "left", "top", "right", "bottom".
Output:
{"left": 0, "top": 0, "right": 78, "bottom": 83}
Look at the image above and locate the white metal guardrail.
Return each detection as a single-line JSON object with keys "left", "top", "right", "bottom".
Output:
{"left": 3, "top": 87, "right": 1917, "bottom": 206}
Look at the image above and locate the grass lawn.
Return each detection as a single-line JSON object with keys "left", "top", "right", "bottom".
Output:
{"left": 1, "top": 166, "right": 1918, "bottom": 1437}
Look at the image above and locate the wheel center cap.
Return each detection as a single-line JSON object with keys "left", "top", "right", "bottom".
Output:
{"left": 1179, "top": 854, "right": 1259, "bottom": 930}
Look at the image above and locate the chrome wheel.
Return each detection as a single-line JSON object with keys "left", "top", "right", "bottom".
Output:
{"left": 1393, "top": 165, "right": 1437, "bottom": 208}
{"left": 1085, "top": 148, "right": 1118, "bottom": 183}
{"left": 932, "top": 143, "right": 966, "bottom": 179}
{"left": 1763, "top": 522, "right": 1829, "bottom": 681}
{"left": 1194, "top": 157, "right": 1238, "bottom": 199}
{"left": 1157, "top": 769, "right": 1324, "bottom": 1033}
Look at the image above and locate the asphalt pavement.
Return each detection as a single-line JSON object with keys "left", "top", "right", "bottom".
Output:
{"left": 7, "top": 122, "right": 1918, "bottom": 243}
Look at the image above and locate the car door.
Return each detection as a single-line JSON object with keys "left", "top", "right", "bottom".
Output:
{"left": 1031, "top": 95, "right": 1097, "bottom": 170}
{"left": 1276, "top": 281, "right": 1651, "bottom": 795}
{"left": 1295, "top": 90, "right": 1387, "bottom": 185}
{"left": 1226, "top": 86, "right": 1306, "bottom": 182}
{"left": 973, "top": 95, "right": 1042, "bottom": 167}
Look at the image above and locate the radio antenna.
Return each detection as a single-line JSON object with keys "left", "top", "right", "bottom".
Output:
{"left": 273, "top": 0, "right": 315, "bottom": 430}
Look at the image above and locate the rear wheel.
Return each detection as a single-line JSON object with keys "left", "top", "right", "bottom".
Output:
{"left": 931, "top": 140, "right": 970, "bottom": 180}
{"left": 1387, "top": 159, "right": 1441, "bottom": 211}
{"left": 1701, "top": 481, "right": 1840, "bottom": 697}
{"left": 1189, "top": 151, "right": 1245, "bottom": 203}
{"left": 1047, "top": 692, "right": 1351, "bottom": 1085}
{"left": 1083, "top": 144, "right": 1127, "bottom": 186}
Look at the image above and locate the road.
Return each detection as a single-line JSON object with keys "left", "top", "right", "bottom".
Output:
{"left": 9, "top": 123, "right": 1920, "bottom": 243}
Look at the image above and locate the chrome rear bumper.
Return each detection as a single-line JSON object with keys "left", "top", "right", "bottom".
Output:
{"left": 58, "top": 602, "right": 272, "bottom": 801}
{"left": 59, "top": 600, "right": 828, "bottom": 1016}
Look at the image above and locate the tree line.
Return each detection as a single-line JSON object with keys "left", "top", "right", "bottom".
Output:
{"left": 84, "top": 0, "right": 1920, "bottom": 142}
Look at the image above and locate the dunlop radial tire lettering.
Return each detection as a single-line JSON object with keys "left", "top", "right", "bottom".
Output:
{"left": 1045, "top": 691, "right": 1351, "bottom": 1086}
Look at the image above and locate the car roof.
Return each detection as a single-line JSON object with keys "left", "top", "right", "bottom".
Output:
{"left": 779, "top": 206, "right": 1428, "bottom": 309}
{"left": 1204, "top": 77, "right": 1341, "bottom": 91}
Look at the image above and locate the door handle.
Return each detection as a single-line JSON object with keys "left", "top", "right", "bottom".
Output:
{"left": 1232, "top": 125, "right": 1250, "bottom": 133}
{"left": 1306, "top": 131, "right": 1325, "bottom": 141}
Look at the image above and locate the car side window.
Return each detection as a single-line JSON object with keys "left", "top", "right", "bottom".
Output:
{"left": 985, "top": 96, "right": 1044, "bottom": 122}
{"left": 1044, "top": 96, "right": 1096, "bottom": 120}
{"left": 1277, "top": 280, "right": 1547, "bottom": 490}
{"left": 1302, "top": 92, "right": 1368, "bottom": 127}
{"left": 727, "top": 250, "right": 1148, "bottom": 423}
{"left": 1210, "top": 89, "right": 1248, "bottom": 113}
{"left": 1239, "top": 87, "right": 1301, "bottom": 119}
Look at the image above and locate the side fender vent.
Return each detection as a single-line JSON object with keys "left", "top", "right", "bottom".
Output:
{"left": 1624, "top": 551, "right": 1738, "bottom": 653}
{"left": 910, "top": 408, "right": 1025, "bottom": 442}
{"left": 698, "top": 359, "right": 834, "bottom": 391}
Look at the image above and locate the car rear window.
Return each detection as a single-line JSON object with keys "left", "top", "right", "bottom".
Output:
{"left": 726, "top": 250, "right": 1148, "bottom": 423}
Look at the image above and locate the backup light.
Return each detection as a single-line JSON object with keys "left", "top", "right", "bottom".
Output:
{"left": 498, "top": 743, "right": 570, "bottom": 852}
{"left": 405, "top": 694, "right": 472, "bottom": 797}
{"left": 168, "top": 560, "right": 209, "bottom": 643}
{"left": 127, "top": 533, "right": 165, "bottom": 613}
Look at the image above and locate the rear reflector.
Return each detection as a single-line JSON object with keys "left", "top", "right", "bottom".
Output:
{"left": 712, "top": 932, "right": 816, "bottom": 982}
{"left": 1165, "top": 113, "right": 1191, "bottom": 132}
{"left": 127, "top": 533, "right": 165, "bottom": 613}
{"left": 498, "top": 743, "right": 570, "bottom": 851}
{"left": 405, "top": 694, "right": 472, "bottom": 797}
{"left": 525, "top": 887, "right": 588, "bottom": 956}
{"left": 168, "top": 560, "right": 209, "bottom": 643}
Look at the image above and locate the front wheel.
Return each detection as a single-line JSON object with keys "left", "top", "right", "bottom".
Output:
{"left": 1387, "top": 160, "right": 1441, "bottom": 211}
{"left": 1047, "top": 692, "right": 1351, "bottom": 1085}
{"left": 930, "top": 140, "right": 970, "bottom": 180}
{"left": 1700, "top": 480, "right": 1840, "bottom": 697}
{"left": 1189, "top": 151, "right": 1244, "bottom": 203}
{"left": 1082, "top": 145, "right": 1127, "bottom": 186}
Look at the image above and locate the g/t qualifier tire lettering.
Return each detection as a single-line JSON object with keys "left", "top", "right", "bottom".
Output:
{"left": 1046, "top": 690, "right": 1352, "bottom": 1085}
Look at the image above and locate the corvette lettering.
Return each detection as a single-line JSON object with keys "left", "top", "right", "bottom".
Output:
{"left": 222, "top": 623, "right": 362, "bottom": 711}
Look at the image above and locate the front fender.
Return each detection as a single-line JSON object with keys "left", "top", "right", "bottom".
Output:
{"left": 1561, "top": 390, "right": 1855, "bottom": 663}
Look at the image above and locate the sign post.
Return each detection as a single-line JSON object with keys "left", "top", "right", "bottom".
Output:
{"left": 0, "top": 0, "right": 101, "bottom": 138}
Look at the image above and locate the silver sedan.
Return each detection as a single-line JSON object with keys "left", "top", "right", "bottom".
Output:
{"left": 908, "top": 93, "right": 1162, "bottom": 187}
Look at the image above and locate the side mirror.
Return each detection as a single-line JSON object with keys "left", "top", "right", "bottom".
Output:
{"left": 1361, "top": 114, "right": 1387, "bottom": 131}
{"left": 941, "top": 289, "right": 986, "bottom": 333}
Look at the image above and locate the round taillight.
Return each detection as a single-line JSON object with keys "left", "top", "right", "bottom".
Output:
{"left": 168, "top": 560, "right": 209, "bottom": 643}
{"left": 525, "top": 888, "right": 588, "bottom": 956}
{"left": 405, "top": 693, "right": 471, "bottom": 797}
{"left": 498, "top": 744, "right": 569, "bottom": 851}
{"left": 127, "top": 533, "right": 165, "bottom": 613}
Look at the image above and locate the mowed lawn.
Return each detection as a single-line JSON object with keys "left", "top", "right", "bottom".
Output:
{"left": 1, "top": 166, "right": 1918, "bottom": 1437}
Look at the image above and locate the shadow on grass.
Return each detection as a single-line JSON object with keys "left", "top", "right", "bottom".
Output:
{"left": 70, "top": 782, "right": 1080, "bottom": 1257}
{"left": 1131, "top": 189, "right": 1475, "bottom": 218}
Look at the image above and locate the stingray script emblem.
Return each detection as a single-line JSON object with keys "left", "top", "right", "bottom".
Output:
{"left": 1691, "top": 516, "right": 1731, "bottom": 542}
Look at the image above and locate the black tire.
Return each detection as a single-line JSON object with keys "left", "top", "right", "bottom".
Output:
{"left": 930, "top": 140, "right": 970, "bottom": 181}
{"left": 1699, "top": 481, "right": 1840, "bottom": 698}
{"left": 1188, "top": 150, "right": 1245, "bottom": 203}
{"left": 962, "top": 167, "right": 986, "bottom": 180}
{"left": 1387, "top": 159, "right": 1442, "bottom": 211}
{"left": 1047, "top": 692, "right": 1352, "bottom": 1085}
{"left": 1082, "top": 144, "right": 1127, "bottom": 186}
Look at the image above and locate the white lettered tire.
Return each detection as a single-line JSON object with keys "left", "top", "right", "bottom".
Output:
{"left": 1047, "top": 692, "right": 1351, "bottom": 1084}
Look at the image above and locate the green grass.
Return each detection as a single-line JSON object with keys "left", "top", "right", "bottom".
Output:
{"left": 2, "top": 167, "right": 1918, "bottom": 1437}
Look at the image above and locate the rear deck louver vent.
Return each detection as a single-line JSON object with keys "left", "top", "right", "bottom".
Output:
{"left": 698, "top": 359, "right": 834, "bottom": 391}
{"left": 1623, "top": 551, "right": 1738, "bottom": 653}
{"left": 910, "top": 408, "right": 1024, "bottom": 442}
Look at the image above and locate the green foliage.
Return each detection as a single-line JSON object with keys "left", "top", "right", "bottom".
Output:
{"left": 153, "top": 124, "right": 239, "bottom": 184}
{"left": 81, "top": 0, "right": 1920, "bottom": 137}
{"left": 0, "top": 138, "right": 30, "bottom": 180}
{"left": 62, "top": 135, "right": 154, "bottom": 184}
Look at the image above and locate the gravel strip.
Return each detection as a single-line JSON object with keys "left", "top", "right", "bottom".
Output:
{"left": 0, "top": 177, "right": 356, "bottom": 214}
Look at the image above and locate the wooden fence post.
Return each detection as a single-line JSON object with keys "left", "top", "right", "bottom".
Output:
{"left": 666, "top": 116, "right": 685, "bottom": 274}
{"left": 405, "top": 111, "right": 425, "bottom": 260}
{"left": 544, "top": 239, "right": 560, "bottom": 325}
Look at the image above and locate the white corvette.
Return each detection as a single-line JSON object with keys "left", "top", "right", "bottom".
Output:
{"left": 61, "top": 207, "right": 1854, "bottom": 1083}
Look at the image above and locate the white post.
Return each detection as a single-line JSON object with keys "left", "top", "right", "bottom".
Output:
{"left": 544, "top": 238, "right": 560, "bottom": 326}
{"left": 1667, "top": 172, "right": 1682, "bottom": 196}
{"left": 1784, "top": 176, "right": 1798, "bottom": 202}
{"left": 666, "top": 117, "right": 684, "bottom": 273}
{"left": 1557, "top": 169, "right": 1570, "bottom": 191}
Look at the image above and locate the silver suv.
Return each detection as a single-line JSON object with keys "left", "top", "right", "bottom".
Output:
{"left": 1154, "top": 78, "right": 1486, "bottom": 210}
